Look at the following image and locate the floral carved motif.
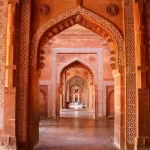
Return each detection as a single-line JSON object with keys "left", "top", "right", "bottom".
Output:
{"left": 106, "top": 4, "right": 118, "bottom": 16}
{"left": 89, "top": 56, "right": 95, "bottom": 61}
{"left": 59, "top": 56, "right": 65, "bottom": 62}
{"left": 37, "top": 4, "right": 50, "bottom": 16}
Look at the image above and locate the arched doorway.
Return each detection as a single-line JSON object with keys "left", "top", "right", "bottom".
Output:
{"left": 16, "top": 4, "right": 125, "bottom": 150}
{"left": 58, "top": 61, "right": 96, "bottom": 118}
{"left": 57, "top": 59, "right": 97, "bottom": 118}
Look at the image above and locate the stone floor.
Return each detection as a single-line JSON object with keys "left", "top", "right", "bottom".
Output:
{"left": 35, "top": 109, "right": 149, "bottom": 150}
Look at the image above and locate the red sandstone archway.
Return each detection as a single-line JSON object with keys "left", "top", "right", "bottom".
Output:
{"left": 16, "top": 4, "right": 125, "bottom": 150}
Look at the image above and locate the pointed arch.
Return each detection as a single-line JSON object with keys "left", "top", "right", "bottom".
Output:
{"left": 57, "top": 57, "right": 97, "bottom": 83}
{"left": 30, "top": 5, "right": 124, "bottom": 70}
{"left": 67, "top": 74, "right": 89, "bottom": 85}
{"left": 50, "top": 48, "right": 103, "bottom": 117}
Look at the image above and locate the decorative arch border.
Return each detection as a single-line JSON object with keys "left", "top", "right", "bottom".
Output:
{"left": 59, "top": 59, "right": 93, "bottom": 84}
{"left": 30, "top": 5, "right": 124, "bottom": 68}
{"left": 57, "top": 56, "right": 97, "bottom": 83}
{"left": 50, "top": 48, "right": 103, "bottom": 117}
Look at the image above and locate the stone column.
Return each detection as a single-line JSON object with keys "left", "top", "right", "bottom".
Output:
{"left": 146, "top": 2, "right": 150, "bottom": 146}
{"left": 16, "top": 0, "right": 31, "bottom": 149}
{"left": 67, "top": 82, "right": 69, "bottom": 102}
{"left": 113, "top": 68, "right": 125, "bottom": 150}
{"left": 84, "top": 85, "right": 87, "bottom": 106}
{"left": 89, "top": 86, "right": 93, "bottom": 109}
{"left": 4, "top": 1, "right": 18, "bottom": 148}
{"left": 0, "top": 0, "right": 8, "bottom": 148}
{"left": 56, "top": 83, "right": 60, "bottom": 118}
{"left": 0, "top": 0, "right": 8, "bottom": 131}
{"left": 92, "top": 86, "right": 95, "bottom": 110}
{"left": 5, "top": 2, "right": 16, "bottom": 88}
{"left": 134, "top": 1, "right": 150, "bottom": 146}
{"left": 124, "top": 0, "right": 137, "bottom": 149}
{"left": 62, "top": 73, "right": 66, "bottom": 108}
{"left": 95, "top": 84, "right": 98, "bottom": 119}
{"left": 28, "top": 68, "right": 40, "bottom": 149}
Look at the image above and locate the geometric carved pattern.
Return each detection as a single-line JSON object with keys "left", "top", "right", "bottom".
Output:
{"left": 103, "top": 81, "right": 114, "bottom": 116}
{"left": 146, "top": 2, "right": 150, "bottom": 76}
{"left": 16, "top": 0, "right": 31, "bottom": 143}
{"left": 0, "top": 0, "right": 8, "bottom": 128}
{"left": 51, "top": 48, "right": 104, "bottom": 117}
{"left": 30, "top": 5, "right": 124, "bottom": 68}
{"left": 124, "top": 0, "right": 136, "bottom": 148}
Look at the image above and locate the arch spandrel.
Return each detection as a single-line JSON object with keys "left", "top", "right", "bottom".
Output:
{"left": 30, "top": 5, "right": 124, "bottom": 70}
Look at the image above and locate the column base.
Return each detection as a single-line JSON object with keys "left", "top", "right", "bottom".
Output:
{"left": 137, "top": 137, "right": 150, "bottom": 147}
{"left": 0, "top": 136, "right": 16, "bottom": 150}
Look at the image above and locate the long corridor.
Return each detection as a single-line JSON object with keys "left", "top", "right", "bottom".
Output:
{"left": 35, "top": 110, "right": 119, "bottom": 150}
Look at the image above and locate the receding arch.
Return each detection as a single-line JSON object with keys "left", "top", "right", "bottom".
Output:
{"left": 57, "top": 57, "right": 97, "bottom": 83}
{"left": 55, "top": 57, "right": 98, "bottom": 117}
{"left": 49, "top": 48, "right": 103, "bottom": 118}
{"left": 67, "top": 74, "right": 89, "bottom": 85}
{"left": 57, "top": 57, "right": 96, "bottom": 117}
{"left": 30, "top": 5, "right": 124, "bottom": 70}
{"left": 66, "top": 74, "right": 92, "bottom": 108}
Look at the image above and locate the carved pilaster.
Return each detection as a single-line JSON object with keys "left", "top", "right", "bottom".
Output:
{"left": 146, "top": 0, "right": 150, "bottom": 146}
{"left": 16, "top": 0, "right": 31, "bottom": 148}
{"left": 5, "top": 1, "right": 17, "bottom": 88}
{"left": 0, "top": 0, "right": 8, "bottom": 129}
{"left": 124, "top": 0, "right": 137, "bottom": 149}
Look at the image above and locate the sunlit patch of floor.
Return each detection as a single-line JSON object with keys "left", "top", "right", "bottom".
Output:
{"left": 60, "top": 108, "right": 95, "bottom": 119}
